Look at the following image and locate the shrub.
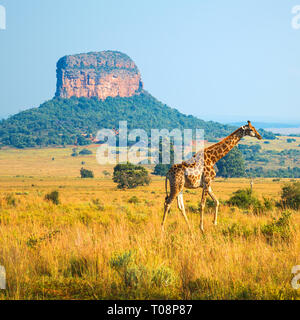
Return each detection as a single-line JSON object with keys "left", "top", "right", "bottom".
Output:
{"left": 110, "top": 251, "right": 132, "bottom": 271}
{"left": 79, "top": 149, "right": 93, "bottom": 155}
{"left": 263, "top": 197, "right": 274, "bottom": 211}
{"left": 261, "top": 211, "right": 294, "bottom": 243}
{"left": 227, "top": 188, "right": 260, "bottom": 210}
{"left": 278, "top": 182, "right": 300, "bottom": 210}
{"left": 113, "top": 163, "right": 151, "bottom": 189}
{"left": 71, "top": 148, "right": 78, "bottom": 157}
{"left": 128, "top": 196, "right": 140, "bottom": 204}
{"left": 109, "top": 251, "right": 145, "bottom": 288}
{"left": 80, "top": 167, "right": 94, "bottom": 178}
{"left": 26, "top": 230, "right": 60, "bottom": 249}
{"left": 5, "top": 194, "right": 17, "bottom": 207}
{"left": 109, "top": 251, "right": 175, "bottom": 291}
{"left": 206, "top": 199, "right": 215, "bottom": 209}
{"left": 287, "top": 138, "right": 296, "bottom": 143}
{"left": 151, "top": 266, "right": 175, "bottom": 287}
{"left": 91, "top": 198, "right": 105, "bottom": 211}
{"left": 222, "top": 223, "right": 256, "bottom": 240}
{"left": 44, "top": 191, "right": 60, "bottom": 205}
{"left": 187, "top": 204, "right": 198, "bottom": 213}
{"left": 103, "top": 170, "right": 111, "bottom": 176}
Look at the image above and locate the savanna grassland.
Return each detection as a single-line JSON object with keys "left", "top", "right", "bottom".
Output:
{"left": 0, "top": 145, "right": 299, "bottom": 300}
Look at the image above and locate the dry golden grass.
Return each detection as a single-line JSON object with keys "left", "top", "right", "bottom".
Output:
{"left": 0, "top": 146, "right": 299, "bottom": 300}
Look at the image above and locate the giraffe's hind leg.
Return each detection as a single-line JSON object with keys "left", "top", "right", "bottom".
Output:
{"left": 177, "top": 192, "right": 191, "bottom": 230}
{"left": 208, "top": 186, "right": 219, "bottom": 226}
{"left": 162, "top": 192, "right": 176, "bottom": 231}
{"left": 199, "top": 188, "right": 209, "bottom": 232}
{"left": 162, "top": 172, "right": 184, "bottom": 231}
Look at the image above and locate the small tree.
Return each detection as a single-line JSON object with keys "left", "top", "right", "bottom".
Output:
{"left": 153, "top": 141, "right": 174, "bottom": 177}
{"left": 216, "top": 147, "right": 245, "bottom": 178}
{"left": 80, "top": 167, "right": 94, "bottom": 178}
{"left": 153, "top": 164, "right": 171, "bottom": 177}
{"left": 113, "top": 163, "right": 151, "bottom": 189}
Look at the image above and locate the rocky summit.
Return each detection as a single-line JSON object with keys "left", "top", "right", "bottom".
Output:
{"left": 55, "top": 51, "right": 143, "bottom": 100}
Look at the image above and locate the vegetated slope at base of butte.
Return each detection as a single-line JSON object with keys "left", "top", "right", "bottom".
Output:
{"left": 0, "top": 91, "right": 275, "bottom": 149}
{"left": 0, "top": 92, "right": 225, "bottom": 148}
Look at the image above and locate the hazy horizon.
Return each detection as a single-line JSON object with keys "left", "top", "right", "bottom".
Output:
{"left": 1, "top": 1, "right": 300, "bottom": 123}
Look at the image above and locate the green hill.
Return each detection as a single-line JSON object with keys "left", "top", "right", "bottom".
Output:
{"left": 0, "top": 91, "right": 274, "bottom": 149}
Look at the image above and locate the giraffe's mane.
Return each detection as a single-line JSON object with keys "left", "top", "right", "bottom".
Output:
{"left": 205, "top": 127, "right": 242, "bottom": 152}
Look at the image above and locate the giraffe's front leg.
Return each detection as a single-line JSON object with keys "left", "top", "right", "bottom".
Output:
{"left": 208, "top": 186, "right": 220, "bottom": 226}
{"left": 199, "top": 188, "right": 208, "bottom": 232}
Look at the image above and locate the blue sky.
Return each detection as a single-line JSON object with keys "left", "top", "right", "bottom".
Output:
{"left": 0, "top": 0, "right": 300, "bottom": 123}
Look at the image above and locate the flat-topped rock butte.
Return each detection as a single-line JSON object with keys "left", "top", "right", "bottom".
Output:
{"left": 55, "top": 51, "right": 143, "bottom": 100}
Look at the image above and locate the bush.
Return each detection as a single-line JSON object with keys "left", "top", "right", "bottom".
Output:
{"left": 287, "top": 138, "right": 296, "bottom": 143}
{"left": 227, "top": 188, "right": 260, "bottom": 210}
{"left": 227, "top": 189, "right": 273, "bottom": 215}
{"left": 261, "top": 211, "right": 294, "bottom": 243}
{"left": 128, "top": 196, "right": 140, "bottom": 204}
{"left": 151, "top": 266, "right": 175, "bottom": 287}
{"left": 45, "top": 191, "right": 60, "bottom": 205}
{"left": 222, "top": 223, "right": 256, "bottom": 240}
{"left": 278, "top": 182, "right": 300, "bottom": 210}
{"left": 103, "top": 170, "right": 111, "bottom": 176}
{"left": 113, "top": 163, "right": 151, "bottom": 189}
{"left": 80, "top": 167, "right": 94, "bottom": 178}
{"left": 109, "top": 251, "right": 175, "bottom": 291}
{"left": 79, "top": 149, "right": 93, "bottom": 155}
{"left": 5, "top": 194, "right": 17, "bottom": 207}
{"left": 71, "top": 148, "right": 78, "bottom": 157}
{"left": 91, "top": 198, "right": 105, "bottom": 211}
{"left": 263, "top": 197, "right": 274, "bottom": 211}
{"left": 187, "top": 204, "right": 198, "bottom": 213}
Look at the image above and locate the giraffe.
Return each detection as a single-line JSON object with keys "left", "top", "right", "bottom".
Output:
{"left": 162, "top": 121, "right": 262, "bottom": 232}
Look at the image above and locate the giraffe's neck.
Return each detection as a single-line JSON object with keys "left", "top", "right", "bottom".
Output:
{"left": 205, "top": 127, "right": 244, "bottom": 164}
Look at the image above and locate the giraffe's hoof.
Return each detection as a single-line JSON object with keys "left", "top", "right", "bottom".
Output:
{"left": 214, "top": 221, "right": 218, "bottom": 226}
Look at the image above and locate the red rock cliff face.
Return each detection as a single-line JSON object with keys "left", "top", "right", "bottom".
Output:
{"left": 55, "top": 51, "right": 143, "bottom": 99}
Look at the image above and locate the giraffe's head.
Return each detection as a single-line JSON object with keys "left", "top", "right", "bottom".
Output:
{"left": 242, "top": 121, "right": 262, "bottom": 140}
